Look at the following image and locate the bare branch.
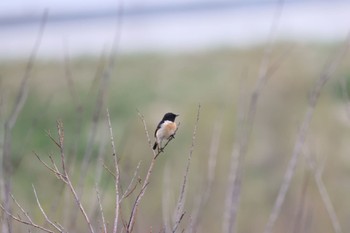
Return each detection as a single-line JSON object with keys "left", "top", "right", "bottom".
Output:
{"left": 172, "top": 104, "right": 201, "bottom": 233}
{"left": 95, "top": 185, "right": 107, "bottom": 233}
{"left": 223, "top": 2, "right": 287, "bottom": 232}
{"left": 55, "top": 121, "right": 95, "bottom": 233}
{"left": 127, "top": 181, "right": 150, "bottom": 232}
{"left": 6, "top": 10, "right": 48, "bottom": 130}
{"left": 1, "top": 202, "right": 54, "bottom": 233}
{"left": 10, "top": 194, "right": 34, "bottom": 224}
{"left": 1, "top": 207, "right": 54, "bottom": 233}
{"left": 126, "top": 111, "right": 161, "bottom": 233}
{"left": 76, "top": 0, "right": 124, "bottom": 189}
{"left": 172, "top": 212, "right": 186, "bottom": 233}
{"left": 103, "top": 163, "right": 116, "bottom": 179}
{"left": 162, "top": 163, "right": 172, "bottom": 233}
{"left": 107, "top": 108, "right": 120, "bottom": 233}
{"left": 304, "top": 149, "right": 343, "bottom": 233}
{"left": 1, "top": 11, "right": 48, "bottom": 233}
{"left": 45, "top": 130, "right": 61, "bottom": 149}
{"left": 33, "top": 152, "right": 63, "bottom": 180}
{"left": 56, "top": 121, "right": 66, "bottom": 171}
{"left": 49, "top": 155, "right": 67, "bottom": 182}
{"left": 190, "top": 119, "right": 222, "bottom": 232}
{"left": 136, "top": 109, "right": 153, "bottom": 148}
{"left": 71, "top": 47, "right": 111, "bottom": 230}
{"left": 120, "top": 161, "right": 142, "bottom": 202}
{"left": 78, "top": 73, "right": 106, "bottom": 179}
{"left": 263, "top": 36, "right": 350, "bottom": 233}
{"left": 32, "top": 185, "right": 62, "bottom": 232}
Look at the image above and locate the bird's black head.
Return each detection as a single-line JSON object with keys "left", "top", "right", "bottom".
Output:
{"left": 162, "top": 112, "right": 179, "bottom": 122}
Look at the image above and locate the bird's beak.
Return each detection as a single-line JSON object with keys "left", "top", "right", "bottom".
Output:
{"left": 176, "top": 114, "right": 179, "bottom": 117}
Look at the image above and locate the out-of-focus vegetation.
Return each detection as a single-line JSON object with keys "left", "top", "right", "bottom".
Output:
{"left": 1, "top": 42, "right": 350, "bottom": 233}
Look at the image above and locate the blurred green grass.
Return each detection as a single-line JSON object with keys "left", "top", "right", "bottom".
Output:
{"left": 2, "top": 42, "right": 350, "bottom": 232}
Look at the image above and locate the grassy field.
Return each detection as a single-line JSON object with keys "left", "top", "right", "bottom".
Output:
{"left": 1, "top": 42, "right": 350, "bottom": 233}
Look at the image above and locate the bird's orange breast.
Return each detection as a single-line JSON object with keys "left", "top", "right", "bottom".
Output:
{"left": 165, "top": 122, "right": 177, "bottom": 135}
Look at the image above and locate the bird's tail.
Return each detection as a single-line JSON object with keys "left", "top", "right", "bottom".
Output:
{"left": 153, "top": 142, "right": 158, "bottom": 150}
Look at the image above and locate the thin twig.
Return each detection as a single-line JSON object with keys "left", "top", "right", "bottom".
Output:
{"left": 95, "top": 134, "right": 108, "bottom": 186}
{"left": 126, "top": 111, "right": 160, "bottom": 233}
{"left": 103, "top": 163, "right": 117, "bottom": 179}
{"left": 137, "top": 110, "right": 153, "bottom": 148}
{"left": 304, "top": 149, "right": 343, "bottom": 233}
{"left": 10, "top": 194, "right": 34, "bottom": 224}
{"left": 107, "top": 108, "right": 120, "bottom": 233}
{"left": 162, "top": 163, "right": 172, "bottom": 233}
{"left": 45, "top": 130, "right": 61, "bottom": 148}
{"left": 55, "top": 121, "right": 95, "bottom": 233}
{"left": 127, "top": 182, "right": 150, "bottom": 232}
{"left": 95, "top": 185, "right": 107, "bottom": 233}
{"left": 172, "top": 212, "right": 186, "bottom": 233}
{"left": 0, "top": 204, "right": 54, "bottom": 233}
{"left": 172, "top": 104, "right": 201, "bottom": 233}
{"left": 5, "top": 10, "right": 48, "bottom": 131}
{"left": 120, "top": 161, "right": 142, "bottom": 202}
{"left": 70, "top": 40, "right": 111, "bottom": 230}
{"left": 33, "top": 152, "right": 65, "bottom": 181}
{"left": 32, "top": 185, "right": 62, "bottom": 232}
{"left": 3, "top": 193, "right": 57, "bottom": 233}
{"left": 291, "top": 172, "right": 310, "bottom": 233}
{"left": 1, "top": 11, "right": 48, "bottom": 233}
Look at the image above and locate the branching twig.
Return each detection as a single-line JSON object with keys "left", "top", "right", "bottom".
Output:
{"left": 1, "top": 193, "right": 55, "bottom": 233}
{"left": 0, "top": 203, "right": 54, "bottom": 233}
{"left": 33, "top": 152, "right": 65, "bottom": 181}
{"left": 120, "top": 161, "right": 142, "bottom": 201}
{"left": 10, "top": 194, "right": 33, "bottom": 224}
{"left": 53, "top": 121, "right": 96, "bottom": 233}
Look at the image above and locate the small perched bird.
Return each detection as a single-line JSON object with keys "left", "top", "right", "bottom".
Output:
{"left": 153, "top": 112, "right": 179, "bottom": 152}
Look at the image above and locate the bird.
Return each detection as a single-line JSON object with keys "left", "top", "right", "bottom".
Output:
{"left": 153, "top": 112, "right": 179, "bottom": 152}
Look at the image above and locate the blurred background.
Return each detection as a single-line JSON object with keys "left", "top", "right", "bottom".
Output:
{"left": 1, "top": 0, "right": 350, "bottom": 57}
{"left": 1, "top": 0, "right": 350, "bottom": 233}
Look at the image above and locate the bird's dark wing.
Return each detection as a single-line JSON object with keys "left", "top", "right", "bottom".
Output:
{"left": 154, "top": 120, "right": 163, "bottom": 137}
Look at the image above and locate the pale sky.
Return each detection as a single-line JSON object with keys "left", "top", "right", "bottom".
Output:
{"left": 1, "top": 0, "right": 349, "bottom": 58}
{"left": 0, "top": 0, "right": 313, "bottom": 16}
{"left": 1, "top": 0, "right": 202, "bottom": 15}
